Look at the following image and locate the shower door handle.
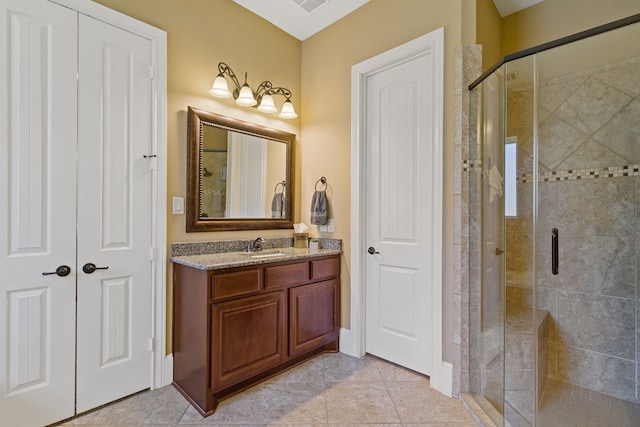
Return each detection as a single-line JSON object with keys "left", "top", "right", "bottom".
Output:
{"left": 551, "top": 228, "right": 559, "bottom": 275}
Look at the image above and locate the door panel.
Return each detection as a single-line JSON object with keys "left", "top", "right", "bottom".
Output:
{"left": 0, "top": 0, "right": 78, "bottom": 425}
{"left": 365, "top": 51, "right": 434, "bottom": 375}
{"left": 379, "top": 266, "right": 418, "bottom": 338}
{"left": 211, "top": 291, "right": 286, "bottom": 390}
{"left": 75, "top": 14, "right": 154, "bottom": 412}
{"left": 289, "top": 279, "right": 339, "bottom": 356}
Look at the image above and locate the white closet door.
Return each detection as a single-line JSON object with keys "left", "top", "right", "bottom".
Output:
{"left": 75, "top": 14, "right": 154, "bottom": 412}
{"left": 0, "top": 1, "right": 78, "bottom": 426}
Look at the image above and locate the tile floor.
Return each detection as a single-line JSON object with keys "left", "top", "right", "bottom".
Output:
{"left": 59, "top": 352, "right": 478, "bottom": 426}
{"left": 466, "top": 376, "right": 640, "bottom": 427}
{"left": 536, "top": 378, "right": 640, "bottom": 427}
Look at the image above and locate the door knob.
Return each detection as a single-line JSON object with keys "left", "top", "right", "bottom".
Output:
{"left": 367, "top": 247, "right": 380, "bottom": 255}
{"left": 82, "top": 263, "right": 109, "bottom": 274}
{"left": 42, "top": 265, "right": 71, "bottom": 277}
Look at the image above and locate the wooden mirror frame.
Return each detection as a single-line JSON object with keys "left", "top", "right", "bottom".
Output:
{"left": 186, "top": 106, "right": 295, "bottom": 232}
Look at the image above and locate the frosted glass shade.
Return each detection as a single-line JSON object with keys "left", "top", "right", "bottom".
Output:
{"left": 208, "top": 75, "right": 232, "bottom": 98}
{"left": 236, "top": 84, "right": 257, "bottom": 106}
{"left": 279, "top": 100, "right": 297, "bottom": 119}
{"left": 257, "top": 94, "right": 277, "bottom": 113}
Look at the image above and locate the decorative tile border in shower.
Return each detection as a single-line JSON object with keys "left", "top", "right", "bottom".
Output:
{"left": 519, "top": 165, "right": 640, "bottom": 183}
{"left": 463, "top": 160, "right": 640, "bottom": 183}
{"left": 462, "top": 159, "right": 482, "bottom": 172}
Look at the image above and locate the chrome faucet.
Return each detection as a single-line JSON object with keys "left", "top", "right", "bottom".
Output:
{"left": 247, "top": 237, "right": 265, "bottom": 252}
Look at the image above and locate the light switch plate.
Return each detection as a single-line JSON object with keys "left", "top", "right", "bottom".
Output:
{"left": 319, "top": 219, "right": 334, "bottom": 233}
{"left": 172, "top": 197, "right": 184, "bottom": 214}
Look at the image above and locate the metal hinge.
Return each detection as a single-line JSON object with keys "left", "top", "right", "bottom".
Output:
{"left": 149, "top": 337, "right": 155, "bottom": 352}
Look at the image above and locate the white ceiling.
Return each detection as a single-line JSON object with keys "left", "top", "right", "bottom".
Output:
{"left": 492, "top": 0, "right": 544, "bottom": 18}
{"left": 233, "top": 0, "right": 545, "bottom": 41}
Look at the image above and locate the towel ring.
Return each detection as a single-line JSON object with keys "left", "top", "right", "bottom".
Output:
{"left": 315, "top": 177, "right": 327, "bottom": 191}
{"left": 274, "top": 181, "right": 286, "bottom": 193}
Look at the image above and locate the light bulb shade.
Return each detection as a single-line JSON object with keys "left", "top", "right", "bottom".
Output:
{"left": 209, "top": 75, "right": 232, "bottom": 98}
{"left": 236, "top": 84, "right": 257, "bottom": 106}
{"left": 279, "top": 100, "right": 297, "bottom": 119}
{"left": 257, "top": 94, "right": 277, "bottom": 113}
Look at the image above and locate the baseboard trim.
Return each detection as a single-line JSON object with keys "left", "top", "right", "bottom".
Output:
{"left": 162, "top": 354, "right": 174, "bottom": 388}
{"left": 431, "top": 361, "right": 453, "bottom": 397}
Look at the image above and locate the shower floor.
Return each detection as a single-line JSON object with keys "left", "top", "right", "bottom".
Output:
{"left": 468, "top": 301, "right": 640, "bottom": 426}
{"left": 464, "top": 378, "right": 640, "bottom": 427}
{"left": 536, "top": 378, "right": 640, "bottom": 427}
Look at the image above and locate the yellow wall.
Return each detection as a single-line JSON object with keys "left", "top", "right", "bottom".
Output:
{"left": 501, "top": 0, "right": 640, "bottom": 55}
{"left": 476, "top": 0, "right": 502, "bottom": 70}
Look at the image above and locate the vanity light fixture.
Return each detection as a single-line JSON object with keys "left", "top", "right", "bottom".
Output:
{"left": 208, "top": 62, "right": 297, "bottom": 119}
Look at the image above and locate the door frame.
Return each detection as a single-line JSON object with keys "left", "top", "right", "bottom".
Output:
{"left": 349, "top": 28, "right": 451, "bottom": 396}
{"left": 50, "top": 0, "right": 169, "bottom": 389}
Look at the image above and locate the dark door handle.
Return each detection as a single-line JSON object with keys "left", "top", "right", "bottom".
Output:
{"left": 82, "top": 263, "right": 109, "bottom": 274}
{"left": 552, "top": 228, "right": 559, "bottom": 275}
{"left": 367, "top": 247, "right": 380, "bottom": 255}
{"left": 42, "top": 265, "right": 71, "bottom": 277}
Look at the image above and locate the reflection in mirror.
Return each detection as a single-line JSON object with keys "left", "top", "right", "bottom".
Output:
{"left": 186, "top": 106, "right": 295, "bottom": 232}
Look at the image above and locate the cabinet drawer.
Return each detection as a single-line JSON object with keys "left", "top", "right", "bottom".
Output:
{"left": 265, "top": 262, "right": 308, "bottom": 289}
{"left": 212, "top": 269, "right": 261, "bottom": 300}
{"left": 310, "top": 257, "right": 339, "bottom": 280}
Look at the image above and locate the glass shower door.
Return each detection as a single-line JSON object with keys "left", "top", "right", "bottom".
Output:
{"left": 503, "top": 54, "right": 538, "bottom": 426}
{"left": 468, "top": 67, "right": 507, "bottom": 426}
{"left": 533, "top": 21, "right": 640, "bottom": 424}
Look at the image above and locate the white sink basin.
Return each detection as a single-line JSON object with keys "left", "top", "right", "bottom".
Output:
{"left": 248, "top": 252, "right": 287, "bottom": 258}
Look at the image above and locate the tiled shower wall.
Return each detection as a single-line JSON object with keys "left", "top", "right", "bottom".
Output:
{"left": 506, "top": 55, "right": 640, "bottom": 403}
{"left": 453, "top": 44, "right": 482, "bottom": 398}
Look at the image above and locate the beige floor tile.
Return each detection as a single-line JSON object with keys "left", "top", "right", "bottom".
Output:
{"left": 374, "top": 357, "right": 431, "bottom": 383}
{"left": 62, "top": 386, "right": 188, "bottom": 426}
{"left": 386, "top": 382, "right": 477, "bottom": 424}
{"left": 178, "top": 382, "right": 327, "bottom": 424}
{"left": 324, "top": 381, "right": 401, "bottom": 423}
{"left": 57, "top": 353, "right": 481, "bottom": 426}
{"left": 323, "top": 353, "right": 384, "bottom": 383}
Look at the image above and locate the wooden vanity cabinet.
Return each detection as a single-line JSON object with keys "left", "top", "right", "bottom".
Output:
{"left": 172, "top": 254, "right": 340, "bottom": 417}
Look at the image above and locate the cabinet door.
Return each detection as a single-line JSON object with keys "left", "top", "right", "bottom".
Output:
{"left": 211, "top": 291, "right": 286, "bottom": 391}
{"left": 289, "top": 279, "right": 339, "bottom": 357}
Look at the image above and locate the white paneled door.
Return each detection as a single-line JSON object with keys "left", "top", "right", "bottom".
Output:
{"left": 75, "top": 14, "right": 154, "bottom": 412}
{"left": 0, "top": 1, "right": 78, "bottom": 425}
{"left": 364, "top": 40, "right": 440, "bottom": 376}
{"left": 0, "top": 1, "right": 154, "bottom": 425}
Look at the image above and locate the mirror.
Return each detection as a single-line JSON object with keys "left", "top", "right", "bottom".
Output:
{"left": 186, "top": 106, "right": 295, "bottom": 232}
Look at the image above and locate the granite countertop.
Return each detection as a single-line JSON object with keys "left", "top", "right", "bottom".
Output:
{"left": 170, "top": 238, "right": 342, "bottom": 271}
{"left": 170, "top": 247, "right": 342, "bottom": 270}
